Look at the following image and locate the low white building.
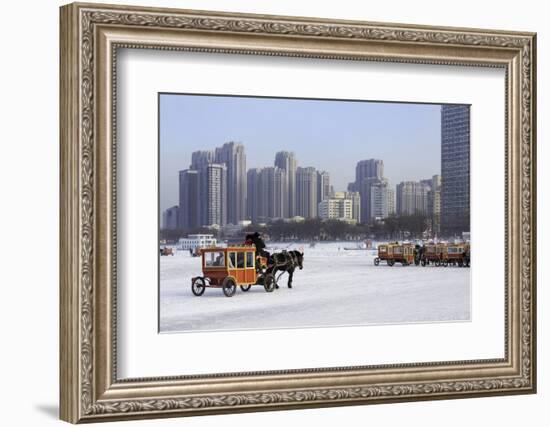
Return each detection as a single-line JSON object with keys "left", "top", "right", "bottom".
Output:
{"left": 318, "top": 192, "right": 359, "bottom": 223}
{"left": 178, "top": 234, "right": 217, "bottom": 250}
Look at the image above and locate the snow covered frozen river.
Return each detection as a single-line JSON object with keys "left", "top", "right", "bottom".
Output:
{"left": 160, "top": 242, "right": 471, "bottom": 333}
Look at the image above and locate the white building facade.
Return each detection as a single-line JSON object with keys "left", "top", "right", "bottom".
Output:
{"left": 396, "top": 181, "right": 429, "bottom": 215}
{"left": 369, "top": 181, "right": 394, "bottom": 220}
{"left": 178, "top": 234, "right": 218, "bottom": 250}
{"left": 318, "top": 191, "right": 359, "bottom": 222}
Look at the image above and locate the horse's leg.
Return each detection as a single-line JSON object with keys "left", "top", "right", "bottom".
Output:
{"left": 274, "top": 267, "right": 279, "bottom": 289}
{"left": 287, "top": 268, "right": 294, "bottom": 288}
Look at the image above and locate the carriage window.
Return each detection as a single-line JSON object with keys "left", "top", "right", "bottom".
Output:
{"left": 204, "top": 251, "right": 225, "bottom": 267}
{"left": 228, "top": 252, "right": 236, "bottom": 268}
{"left": 237, "top": 252, "right": 245, "bottom": 268}
{"left": 379, "top": 246, "right": 387, "bottom": 252}
{"left": 245, "top": 252, "right": 254, "bottom": 268}
{"left": 394, "top": 247, "right": 403, "bottom": 254}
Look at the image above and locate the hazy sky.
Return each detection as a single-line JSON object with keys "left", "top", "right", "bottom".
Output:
{"left": 160, "top": 93, "right": 442, "bottom": 213}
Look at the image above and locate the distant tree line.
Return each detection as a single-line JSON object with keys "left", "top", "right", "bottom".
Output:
{"left": 245, "top": 213, "right": 430, "bottom": 241}
{"left": 160, "top": 213, "right": 435, "bottom": 242}
{"left": 245, "top": 219, "right": 367, "bottom": 241}
{"left": 369, "top": 214, "right": 429, "bottom": 240}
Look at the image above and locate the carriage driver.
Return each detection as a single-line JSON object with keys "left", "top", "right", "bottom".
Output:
{"left": 245, "top": 232, "right": 270, "bottom": 259}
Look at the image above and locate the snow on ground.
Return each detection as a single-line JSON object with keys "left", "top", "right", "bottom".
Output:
{"left": 160, "top": 242, "right": 470, "bottom": 333}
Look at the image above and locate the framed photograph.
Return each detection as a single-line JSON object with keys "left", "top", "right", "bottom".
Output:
{"left": 60, "top": 2, "right": 537, "bottom": 423}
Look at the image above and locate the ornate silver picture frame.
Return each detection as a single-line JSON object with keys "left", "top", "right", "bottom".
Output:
{"left": 60, "top": 2, "right": 536, "bottom": 423}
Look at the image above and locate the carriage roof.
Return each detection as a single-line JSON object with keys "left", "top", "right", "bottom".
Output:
{"left": 379, "top": 242, "right": 414, "bottom": 248}
{"left": 200, "top": 246, "right": 256, "bottom": 254}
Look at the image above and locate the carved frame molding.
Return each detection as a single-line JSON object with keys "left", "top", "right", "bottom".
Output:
{"left": 60, "top": 3, "right": 536, "bottom": 423}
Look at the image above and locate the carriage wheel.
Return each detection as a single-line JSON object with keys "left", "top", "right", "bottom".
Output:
{"left": 263, "top": 273, "right": 276, "bottom": 293}
{"left": 435, "top": 259, "right": 441, "bottom": 267}
{"left": 240, "top": 284, "right": 252, "bottom": 292}
{"left": 402, "top": 260, "right": 408, "bottom": 266}
{"left": 388, "top": 259, "right": 395, "bottom": 267}
{"left": 374, "top": 257, "right": 380, "bottom": 266}
{"left": 458, "top": 260, "right": 464, "bottom": 267}
{"left": 443, "top": 259, "right": 449, "bottom": 267}
{"left": 222, "top": 277, "right": 237, "bottom": 297}
{"left": 191, "top": 277, "right": 206, "bottom": 296}
{"left": 421, "top": 258, "right": 427, "bottom": 266}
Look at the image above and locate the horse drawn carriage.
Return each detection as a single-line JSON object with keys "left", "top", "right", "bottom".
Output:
{"left": 374, "top": 241, "right": 470, "bottom": 268}
{"left": 159, "top": 246, "right": 174, "bottom": 256}
{"left": 419, "top": 242, "right": 470, "bottom": 267}
{"left": 191, "top": 247, "right": 275, "bottom": 297}
{"left": 191, "top": 246, "right": 304, "bottom": 297}
{"left": 420, "top": 243, "right": 445, "bottom": 266}
{"left": 374, "top": 243, "right": 415, "bottom": 266}
{"left": 442, "top": 243, "right": 470, "bottom": 267}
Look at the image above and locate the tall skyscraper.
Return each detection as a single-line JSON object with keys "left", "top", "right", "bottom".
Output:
{"left": 191, "top": 150, "right": 213, "bottom": 170}
{"left": 425, "top": 174, "right": 442, "bottom": 234}
{"left": 428, "top": 190, "right": 441, "bottom": 234}
{"left": 441, "top": 105, "right": 470, "bottom": 235}
{"left": 260, "top": 167, "right": 286, "bottom": 219}
{"left": 247, "top": 167, "right": 286, "bottom": 222}
{"left": 190, "top": 151, "right": 215, "bottom": 227}
{"left": 370, "top": 180, "right": 394, "bottom": 220}
{"left": 215, "top": 142, "right": 247, "bottom": 224}
{"left": 387, "top": 187, "right": 395, "bottom": 216}
{"left": 274, "top": 151, "right": 297, "bottom": 217}
{"left": 347, "top": 191, "right": 362, "bottom": 223}
{"left": 396, "top": 181, "right": 429, "bottom": 215}
{"left": 432, "top": 174, "right": 442, "bottom": 189}
{"left": 163, "top": 205, "right": 179, "bottom": 230}
{"left": 180, "top": 160, "right": 227, "bottom": 228}
{"left": 296, "top": 167, "right": 318, "bottom": 218}
{"left": 349, "top": 159, "right": 385, "bottom": 223}
{"left": 203, "top": 163, "right": 227, "bottom": 227}
{"left": 317, "top": 171, "right": 331, "bottom": 209}
{"left": 178, "top": 169, "right": 199, "bottom": 229}
{"left": 355, "top": 159, "right": 384, "bottom": 185}
{"left": 246, "top": 168, "right": 261, "bottom": 223}
{"left": 359, "top": 176, "right": 383, "bottom": 222}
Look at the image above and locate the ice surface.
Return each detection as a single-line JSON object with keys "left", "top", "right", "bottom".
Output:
{"left": 159, "top": 242, "right": 470, "bottom": 333}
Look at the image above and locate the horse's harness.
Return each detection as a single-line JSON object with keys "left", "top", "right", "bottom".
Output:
{"left": 273, "top": 250, "right": 299, "bottom": 269}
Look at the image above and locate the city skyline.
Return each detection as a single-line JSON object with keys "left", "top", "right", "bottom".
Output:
{"left": 160, "top": 94, "right": 445, "bottom": 214}
{"left": 173, "top": 140, "right": 442, "bottom": 230}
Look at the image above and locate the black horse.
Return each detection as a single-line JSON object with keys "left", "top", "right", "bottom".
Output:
{"left": 268, "top": 250, "right": 304, "bottom": 289}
